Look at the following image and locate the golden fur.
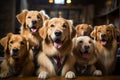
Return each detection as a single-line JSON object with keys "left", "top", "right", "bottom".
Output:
{"left": 75, "top": 24, "right": 93, "bottom": 37}
{"left": 37, "top": 18, "right": 76, "bottom": 79}
{"left": 90, "top": 24, "right": 118, "bottom": 75}
{"left": 0, "top": 33, "right": 34, "bottom": 78}
{"left": 16, "top": 10, "right": 49, "bottom": 50}
{"left": 73, "top": 36, "right": 102, "bottom": 76}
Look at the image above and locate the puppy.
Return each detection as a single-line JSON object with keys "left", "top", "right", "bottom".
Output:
{"left": 73, "top": 36, "right": 102, "bottom": 76}
{"left": 16, "top": 10, "right": 49, "bottom": 72}
{"left": 0, "top": 33, "right": 34, "bottom": 78}
{"left": 75, "top": 24, "right": 93, "bottom": 37}
{"left": 37, "top": 18, "right": 76, "bottom": 79}
{"left": 90, "top": 24, "right": 118, "bottom": 75}
{"left": 16, "top": 9, "right": 49, "bottom": 53}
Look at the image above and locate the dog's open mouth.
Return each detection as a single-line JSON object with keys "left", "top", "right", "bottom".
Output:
{"left": 30, "top": 26, "right": 37, "bottom": 33}
{"left": 81, "top": 51, "right": 89, "bottom": 59}
{"left": 101, "top": 39, "right": 107, "bottom": 45}
{"left": 53, "top": 39, "right": 63, "bottom": 49}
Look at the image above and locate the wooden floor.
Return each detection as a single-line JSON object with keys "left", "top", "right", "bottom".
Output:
{"left": 5, "top": 76, "right": 120, "bottom": 80}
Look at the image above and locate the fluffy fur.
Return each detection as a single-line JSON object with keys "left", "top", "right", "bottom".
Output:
{"left": 73, "top": 36, "right": 102, "bottom": 76}
{"left": 90, "top": 24, "right": 118, "bottom": 75}
{"left": 75, "top": 24, "right": 93, "bottom": 37}
{"left": 0, "top": 33, "right": 34, "bottom": 78}
{"left": 16, "top": 9, "right": 49, "bottom": 51}
{"left": 37, "top": 18, "right": 76, "bottom": 79}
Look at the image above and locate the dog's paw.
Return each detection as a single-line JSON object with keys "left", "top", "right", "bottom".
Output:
{"left": 0, "top": 71, "right": 9, "bottom": 78}
{"left": 65, "top": 71, "right": 75, "bottom": 79}
{"left": 38, "top": 71, "right": 48, "bottom": 79}
{"left": 93, "top": 70, "right": 102, "bottom": 76}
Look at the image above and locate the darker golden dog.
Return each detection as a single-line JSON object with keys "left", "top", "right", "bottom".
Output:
{"left": 73, "top": 36, "right": 102, "bottom": 76}
{"left": 90, "top": 24, "right": 118, "bottom": 75}
{"left": 75, "top": 24, "right": 93, "bottom": 37}
{"left": 0, "top": 33, "right": 34, "bottom": 78}
{"left": 37, "top": 18, "right": 76, "bottom": 79}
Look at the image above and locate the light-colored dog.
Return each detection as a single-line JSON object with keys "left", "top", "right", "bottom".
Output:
{"left": 37, "top": 18, "right": 76, "bottom": 79}
{"left": 73, "top": 36, "right": 102, "bottom": 76}
{"left": 90, "top": 24, "right": 118, "bottom": 75}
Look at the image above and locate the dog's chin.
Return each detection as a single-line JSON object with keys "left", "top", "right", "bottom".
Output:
{"left": 52, "top": 38, "right": 64, "bottom": 49}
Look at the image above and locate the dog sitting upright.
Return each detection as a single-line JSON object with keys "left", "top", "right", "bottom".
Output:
{"left": 0, "top": 33, "right": 34, "bottom": 78}
{"left": 16, "top": 10, "right": 49, "bottom": 71}
{"left": 73, "top": 36, "right": 102, "bottom": 76}
{"left": 75, "top": 24, "right": 93, "bottom": 37}
{"left": 37, "top": 18, "right": 76, "bottom": 79}
{"left": 16, "top": 9, "right": 49, "bottom": 53}
{"left": 90, "top": 24, "right": 118, "bottom": 75}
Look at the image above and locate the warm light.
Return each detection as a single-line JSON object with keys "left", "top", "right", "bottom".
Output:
{"left": 49, "top": 0, "right": 53, "bottom": 3}
{"left": 54, "top": 0, "right": 65, "bottom": 4}
{"left": 66, "top": 0, "right": 71, "bottom": 4}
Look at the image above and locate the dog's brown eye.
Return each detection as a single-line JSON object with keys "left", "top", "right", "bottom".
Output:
{"left": 50, "top": 24, "right": 54, "bottom": 27}
{"left": 107, "top": 30, "right": 110, "bottom": 33}
{"left": 37, "top": 15, "right": 41, "bottom": 19}
{"left": 21, "top": 41, "right": 24, "bottom": 45}
{"left": 63, "top": 24, "right": 67, "bottom": 28}
{"left": 89, "top": 41, "right": 92, "bottom": 44}
{"left": 79, "top": 40, "right": 83, "bottom": 43}
{"left": 10, "top": 41, "right": 13, "bottom": 44}
{"left": 98, "top": 30, "right": 101, "bottom": 32}
{"left": 28, "top": 16, "right": 31, "bottom": 19}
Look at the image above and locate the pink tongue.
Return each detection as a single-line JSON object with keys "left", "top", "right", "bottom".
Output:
{"left": 31, "top": 28, "right": 37, "bottom": 32}
{"left": 54, "top": 42, "right": 62, "bottom": 48}
{"left": 82, "top": 54, "right": 88, "bottom": 59}
{"left": 101, "top": 41, "right": 107, "bottom": 45}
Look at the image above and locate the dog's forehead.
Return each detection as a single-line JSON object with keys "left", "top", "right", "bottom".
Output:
{"left": 10, "top": 35, "right": 25, "bottom": 42}
{"left": 27, "top": 11, "right": 39, "bottom": 16}
{"left": 77, "top": 36, "right": 91, "bottom": 42}
{"left": 80, "top": 24, "right": 89, "bottom": 29}
{"left": 49, "top": 18, "right": 67, "bottom": 24}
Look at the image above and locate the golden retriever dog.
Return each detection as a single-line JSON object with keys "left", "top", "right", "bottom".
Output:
{"left": 73, "top": 36, "right": 102, "bottom": 76}
{"left": 16, "top": 10, "right": 49, "bottom": 72}
{"left": 90, "top": 24, "right": 118, "bottom": 75}
{"left": 0, "top": 33, "right": 34, "bottom": 78}
{"left": 16, "top": 9, "right": 49, "bottom": 52}
{"left": 75, "top": 24, "right": 93, "bottom": 37}
{"left": 37, "top": 18, "right": 76, "bottom": 79}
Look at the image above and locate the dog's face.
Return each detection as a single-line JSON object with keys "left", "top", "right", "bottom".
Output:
{"left": 76, "top": 24, "right": 93, "bottom": 36}
{"left": 0, "top": 33, "right": 29, "bottom": 59}
{"left": 17, "top": 10, "right": 49, "bottom": 33}
{"left": 73, "top": 36, "right": 95, "bottom": 59}
{"left": 90, "top": 24, "right": 115, "bottom": 45}
{"left": 40, "top": 18, "right": 76, "bottom": 49}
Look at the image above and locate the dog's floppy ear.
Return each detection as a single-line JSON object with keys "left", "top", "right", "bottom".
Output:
{"left": 39, "top": 20, "right": 49, "bottom": 39}
{"left": 39, "top": 10, "right": 49, "bottom": 20}
{"left": 0, "top": 33, "right": 13, "bottom": 47}
{"left": 109, "top": 24, "right": 120, "bottom": 39}
{"left": 90, "top": 26, "right": 97, "bottom": 39}
{"left": 89, "top": 25, "right": 93, "bottom": 31}
{"left": 16, "top": 9, "right": 28, "bottom": 25}
{"left": 67, "top": 20, "right": 76, "bottom": 39}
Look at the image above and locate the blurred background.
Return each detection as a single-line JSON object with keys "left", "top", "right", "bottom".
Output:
{"left": 0, "top": 0, "right": 120, "bottom": 74}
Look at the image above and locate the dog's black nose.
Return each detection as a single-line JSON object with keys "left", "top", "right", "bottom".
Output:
{"left": 12, "top": 48, "right": 19, "bottom": 56}
{"left": 84, "top": 45, "right": 90, "bottom": 50}
{"left": 83, "top": 31, "right": 87, "bottom": 36}
{"left": 32, "top": 20, "right": 37, "bottom": 25}
{"left": 101, "top": 34, "right": 106, "bottom": 38}
{"left": 55, "top": 30, "right": 62, "bottom": 37}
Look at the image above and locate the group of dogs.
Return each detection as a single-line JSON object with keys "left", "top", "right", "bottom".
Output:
{"left": 0, "top": 10, "right": 119, "bottom": 79}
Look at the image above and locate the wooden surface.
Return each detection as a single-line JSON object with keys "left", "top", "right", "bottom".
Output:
{"left": 6, "top": 76, "right": 120, "bottom": 80}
